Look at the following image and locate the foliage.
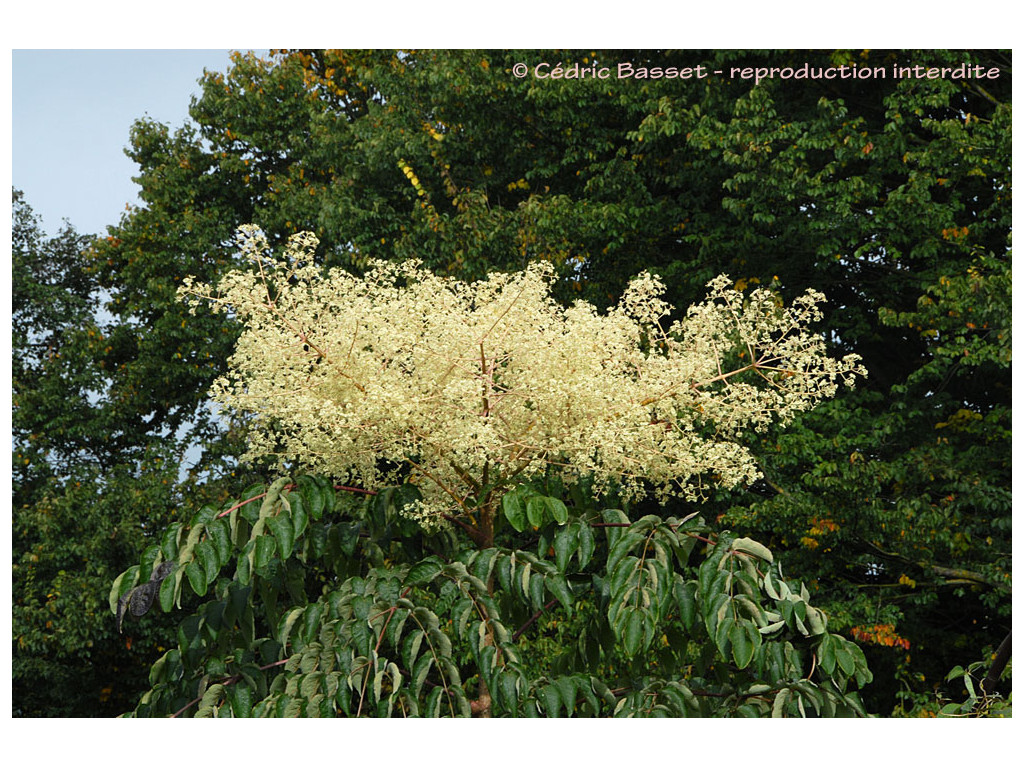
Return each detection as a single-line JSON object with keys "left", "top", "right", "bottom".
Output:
{"left": 112, "top": 475, "right": 873, "bottom": 717}
{"left": 12, "top": 190, "right": 180, "bottom": 715}
{"left": 938, "top": 658, "right": 1012, "bottom": 718}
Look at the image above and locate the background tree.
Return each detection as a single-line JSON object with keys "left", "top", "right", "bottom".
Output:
{"left": 14, "top": 48, "right": 1010, "bottom": 716}
{"left": 13, "top": 191, "right": 180, "bottom": 715}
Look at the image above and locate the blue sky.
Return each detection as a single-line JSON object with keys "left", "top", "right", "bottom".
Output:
{"left": 13, "top": 50, "right": 241, "bottom": 236}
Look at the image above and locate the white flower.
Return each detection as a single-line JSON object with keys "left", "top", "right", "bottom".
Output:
{"left": 178, "top": 230, "right": 865, "bottom": 527}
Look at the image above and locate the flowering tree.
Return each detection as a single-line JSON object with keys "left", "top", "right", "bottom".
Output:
{"left": 112, "top": 230, "right": 872, "bottom": 717}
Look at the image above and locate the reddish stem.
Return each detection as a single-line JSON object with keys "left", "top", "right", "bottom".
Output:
{"left": 169, "top": 658, "right": 288, "bottom": 718}
{"left": 215, "top": 482, "right": 377, "bottom": 519}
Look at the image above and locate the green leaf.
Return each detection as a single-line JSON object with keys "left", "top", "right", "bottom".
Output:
{"left": 622, "top": 608, "right": 645, "bottom": 658}
{"left": 730, "top": 621, "right": 759, "bottom": 669}
{"left": 675, "top": 578, "right": 697, "bottom": 629}
{"left": 540, "top": 684, "right": 561, "bottom": 717}
{"left": 819, "top": 634, "right": 837, "bottom": 675}
{"left": 254, "top": 535, "right": 278, "bottom": 570}
{"left": 577, "top": 520, "right": 595, "bottom": 569}
{"left": 237, "top": 540, "right": 254, "bottom": 586}
{"left": 411, "top": 653, "right": 434, "bottom": 699}
{"left": 554, "top": 677, "right": 577, "bottom": 714}
{"left": 267, "top": 513, "right": 295, "bottom": 560}
{"left": 160, "top": 522, "right": 183, "bottom": 561}
{"left": 806, "top": 605, "right": 827, "bottom": 635}
{"left": 293, "top": 497, "right": 309, "bottom": 544}
{"left": 185, "top": 559, "right": 208, "bottom": 597}
{"left": 544, "top": 496, "right": 569, "bottom": 525}
{"left": 406, "top": 557, "right": 443, "bottom": 586}
{"left": 730, "top": 537, "right": 773, "bottom": 563}
{"left": 502, "top": 489, "right": 527, "bottom": 532}
{"left": 529, "top": 571, "right": 546, "bottom": 612}
{"left": 836, "top": 646, "right": 856, "bottom": 677}
{"left": 715, "top": 614, "right": 736, "bottom": 661}
{"left": 139, "top": 544, "right": 161, "bottom": 582}
{"left": 402, "top": 629, "right": 424, "bottom": 672}
{"left": 279, "top": 607, "right": 304, "bottom": 651}
{"left": 196, "top": 539, "right": 220, "bottom": 586}
{"left": 228, "top": 684, "right": 253, "bottom": 717}
{"left": 179, "top": 521, "right": 205, "bottom": 564}
{"left": 772, "top": 688, "right": 791, "bottom": 718}
{"left": 552, "top": 524, "right": 576, "bottom": 573}
{"left": 158, "top": 567, "right": 179, "bottom": 612}
{"left": 296, "top": 475, "right": 325, "bottom": 519}
{"left": 206, "top": 517, "right": 232, "bottom": 565}
{"left": 526, "top": 496, "right": 547, "bottom": 528}
{"left": 545, "top": 573, "right": 573, "bottom": 612}
{"left": 109, "top": 566, "right": 139, "bottom": 615}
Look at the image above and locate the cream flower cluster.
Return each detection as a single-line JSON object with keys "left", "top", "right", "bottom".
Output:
{"left": 179, "top": 226, "right": 865, "bottom": 528}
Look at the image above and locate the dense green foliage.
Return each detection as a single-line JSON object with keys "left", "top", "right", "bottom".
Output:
{"left": 111, "top": 476, "right": 872, "bottom": 717}
{"left": 13, "top": 48, "right": 1011, "bottom": 716}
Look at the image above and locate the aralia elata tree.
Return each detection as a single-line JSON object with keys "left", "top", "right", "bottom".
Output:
{"left": 111, "top": 229, "right": 873, "bottom": 717}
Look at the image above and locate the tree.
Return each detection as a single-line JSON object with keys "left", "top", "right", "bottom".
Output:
{"left": 111, "top": 233, "right": 872, "bottom": 717}
{"left": 12, "top": 190, "right": 181, "bottom": 715}
{"left": 18, "top": 48, "right": 1010, "bottom": 715}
